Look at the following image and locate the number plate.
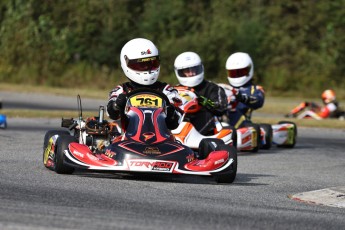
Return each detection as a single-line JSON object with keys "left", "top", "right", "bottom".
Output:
{"left": 129, "top": 94, "right": 163, "bottom": 108}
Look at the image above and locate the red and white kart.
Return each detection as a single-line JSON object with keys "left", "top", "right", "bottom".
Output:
{"left": 171, "top": 87, "right": 236, "bottom": 153}
{"left": 43, "top": 89, "right": 237, "bottom": 183}
{"left": 218, "top": 83, "right": 297, "bottom": 151}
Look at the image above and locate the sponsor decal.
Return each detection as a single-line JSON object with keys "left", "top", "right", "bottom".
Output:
{"left": 105, "top": 149, "right": 116, "bottom": 158}
{"left": 138, "top": 57, "right": 156, "bottom": 62}
{"left": 214, "top": 158, "right": 225, "bottom": 165}
{"left": 87, "top": 153, "right": 99, "bottom": 161}
{"left": 73, "top": 150, "right": 84, "bottom": 158}
{"left": 143, "top": 147, "right": 161, "bottom": 155}
{"left": 152, "top": 162, "right": 173, "bottom": 171}
{"left": 142, "top": 132, "right": 155, "bottom": 141}
{"left": 186, "top": 153, "right": 195, "bottom": 162}
{"left": 128, "top": 160, "right": 174, "bottom": 172}
{"left": 141, "top": 49, "right": 152, "bottom": 55}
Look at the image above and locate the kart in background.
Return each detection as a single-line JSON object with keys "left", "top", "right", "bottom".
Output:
{"left": 43, "top": 89, "right": 237, "bottom": 183}
{"left": 0, "top": 114, "right": 7, "bottom": 129}
{"left": 270, "top": 121, "right": 297, "bottom": 148}
{"left": 171, "top": 86, "right": 236, "bottom": 150}
{"left": 220, "top": 118, "right": 297, "bottom": 151}
{"left": 218, "top": 83, "right": 297, "bottom": 151}
{"left": 172, "top": 86, "right": 263, "bottom": 152}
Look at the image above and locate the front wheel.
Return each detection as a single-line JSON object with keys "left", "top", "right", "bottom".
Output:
{"left": 43, "top": 129, "right": 70, "bottom": 168}
{"left": 198, "top": 138, "right": 225, "bottom": 160}
{"left": 55, "top": 135, "right": 77, "bottom": 174}
{"left": 213, "top": 145, "right": 237, "bottom": 184}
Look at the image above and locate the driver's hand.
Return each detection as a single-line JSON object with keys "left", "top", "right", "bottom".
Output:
{"left": 198, "top": 96, "right": 218, "bottom": 109}
{"left": 115, "top": 94, "right": 127, "bottom": 109}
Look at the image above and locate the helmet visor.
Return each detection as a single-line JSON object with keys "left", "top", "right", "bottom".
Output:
{"left": 177, "top": 65, "right": 203, "bottom": 77}
{"left": 125, "top": 55, "right": 160, "bottom": 71}
{"left": 228, "top": 66, "right": 251, "bottom": 78}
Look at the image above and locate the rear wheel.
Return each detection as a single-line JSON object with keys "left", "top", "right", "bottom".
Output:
{"left": 277, "top": 121, "right": 297, "bottom": 148}
{"left": 43, "top": 130, "right": 70, "bottom": 167}
{"left": 259, "top": 123, "right": 273, "bottom": 150}
{"left": 244, "top": 123, "right": 261, "bottom": 152}
{"left": 213, "top": 145, "right": 237, "bottom": 184}
{"left": 55, "top": 135, "right": 77, "bottom": 174}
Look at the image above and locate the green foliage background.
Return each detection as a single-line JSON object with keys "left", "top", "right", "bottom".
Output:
{"left": 0, "top": 0, "right": 344, "bottom": 97}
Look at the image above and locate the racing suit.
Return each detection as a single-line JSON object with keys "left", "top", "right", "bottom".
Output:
{"left": 177, "top": 80, "right": 228, "bottom": 135}
{"left": 221, "top": 81, "right": 265, "bottom": 129}
{"left": 107, "top": 81, "right": 183, "bottom": 131}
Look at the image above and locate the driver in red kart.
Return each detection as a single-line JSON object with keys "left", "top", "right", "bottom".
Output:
{"left": 173, "top": 51, "right": 228, "bottom": 135}
{"left": 107, "top": 38, "right": 183, "bottom": 131}
{"left": 219, "top": 52, "right": 265, "bottom": 129}
{"left": 285, "top": 89, "right": 342, "bottom": 119}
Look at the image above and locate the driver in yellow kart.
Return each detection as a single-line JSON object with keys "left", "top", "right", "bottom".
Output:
{"left": 107, "top": 38, "right": 183, "bottom": 131}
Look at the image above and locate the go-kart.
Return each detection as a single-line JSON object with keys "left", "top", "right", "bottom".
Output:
{"left": 43, "top": 89, "right": 237, "bottom": 183}
{"left": 172, "top": 86, "right": 262, "bottom": 152}
{"left": 223, "top": 119, "right": 296, "bottom": 151}
{"left": 286, "top": 101, "right": 345, "bottom": 120}
{"left": 218, "top": 83, "right": 297, "bottom": 151}
{"left": 171, "top": 86, "right": 236, "bottom": 150}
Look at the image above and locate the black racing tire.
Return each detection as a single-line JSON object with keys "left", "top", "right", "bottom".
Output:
{"left": 213, "top": 145, "right": 237, "bottom": 184}
{"left": 43, "top": 129, "right": 70, "bottom": 166}
{"left": 55, "top": 135, "right": 77, "bottom": 174}
{"left": 259, "top": 123, "right": 273, "bottom": 150}
{"left": 198, "top": 138, "right": 225, "bottom": 160}
{"left": 244, "top": 123, "right": 261, "bottom": 152}
{"left": 277, "top": 121, "right": 297, "bottom": 148}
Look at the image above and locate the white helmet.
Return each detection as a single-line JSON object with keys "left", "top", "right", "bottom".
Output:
{"left": 174, "top": 52, "right": 204, "bottom": 87}
{"left": 225, "top": 52, "right": 254, "bottom": 87}
{"left": 120, "top": 38, "right": 160, "bottom": 85}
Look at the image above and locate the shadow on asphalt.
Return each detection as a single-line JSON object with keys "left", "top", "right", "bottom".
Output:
{"left": 71, "top": 170, "right": 272, "bottom": 186}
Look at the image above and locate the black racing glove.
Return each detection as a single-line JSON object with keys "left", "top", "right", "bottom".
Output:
{"left": 234, "top": 89, "right": 249, "bottom": 104}
{"left": 165, "top": 105, "right": 181, "bottom": 130}
{"left": 115, "top": 94, "right": 128, "bottom": 109}
{"left": 107, "top": 94, "right": 127, "bottom": 120}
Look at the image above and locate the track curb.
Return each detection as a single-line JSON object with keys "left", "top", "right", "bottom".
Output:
{"left": 289, "top": 186, "right": 345, "bottom": 208}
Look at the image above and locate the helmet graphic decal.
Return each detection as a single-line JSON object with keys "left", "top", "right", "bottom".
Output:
{"left": 141, "top": 49, "right": 152, "bottom": 55}
{"left": 143, "top": 132, "right": 155, "bottom": 141}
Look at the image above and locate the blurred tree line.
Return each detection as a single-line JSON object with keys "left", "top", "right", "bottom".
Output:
{"left": 0, "top": 0, "right": 344, "bottom": 97}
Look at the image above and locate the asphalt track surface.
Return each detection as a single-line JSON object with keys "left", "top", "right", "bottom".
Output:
{"left": 0, "top": 92, "right": 345, "bottom": 229}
